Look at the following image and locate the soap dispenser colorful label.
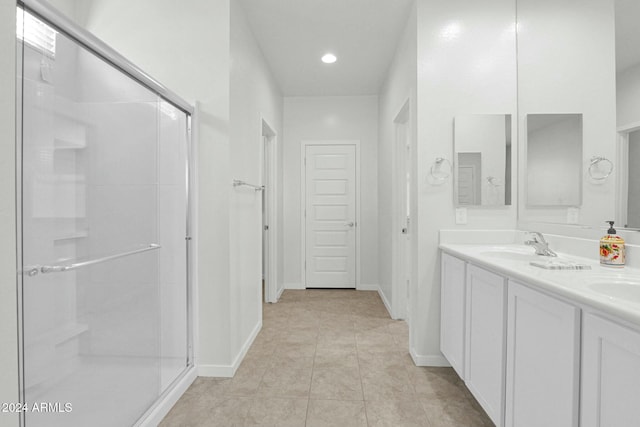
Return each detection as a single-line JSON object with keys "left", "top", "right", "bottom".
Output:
{"left": 600, "top": 235, "right": 625, "bottom": 267}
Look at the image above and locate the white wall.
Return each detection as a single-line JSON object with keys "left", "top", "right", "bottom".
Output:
{"left": 283, "top": 96, "right": 379, "bottom": 289}
{"left": 0, "top": 0, "right": 19, "bottom": 425}
{"left": 617, "top": 62, "right": 640, "bottom": 127}
{"left": 378, "top": 3, "right": 417, "bottom": 314}
{"left": 517, "top": 0, "right": 616, "bottom": 227}
{"left": 229, "top": 1, "right": 283, "bottom": 358}
{"left": 414, "top": 0, "right": 518, "bottom": 364}
{"left": 74, "top": 0, "right": 234, "bottom": 372}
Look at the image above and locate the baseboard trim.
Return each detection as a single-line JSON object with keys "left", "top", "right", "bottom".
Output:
{"left": 356, "top": 283, "right": 379, "bottom": 291}
{"left": 377, "top": 286, "right": 393, "bottom": 318}
{"left": 284, "top": 282, "right": 305, "bottom": 290}
{"left": 139, "top": 366, "right": 197, "bottom": 426}
{"left": 197, "top": 320, "right": 262, "bottom": 378}
{"left": 409, "top": 348, "right": 451, "bottom": 367}
{"left": 276, "top": 285, "right": 285, "bottom": 300}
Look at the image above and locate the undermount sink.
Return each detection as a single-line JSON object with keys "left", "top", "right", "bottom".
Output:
{"left": 588, "top": 280, "right": 640, "bottom": 304}
{"left": 480, "top": 247, "right": 538, "bottom": 261}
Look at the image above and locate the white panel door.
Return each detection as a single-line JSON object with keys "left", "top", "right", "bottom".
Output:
{"left": 305, "top": 144, "right": 356, "bottom": 288}
{"left": 581, "top": 313, "right": 640, "bottom": 427}
{"left": 505, "top": 281, "right": 580, "bottom": 427}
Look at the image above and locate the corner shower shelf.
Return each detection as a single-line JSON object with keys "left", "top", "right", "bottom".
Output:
{"left": 54, "top": 137, "right": 86, "bottom": 150}
{"left": 25, "top": 322, "right": 89, "bottom": 348}
{"left": 53, "top": 230, "right": 89, "bottom": 241}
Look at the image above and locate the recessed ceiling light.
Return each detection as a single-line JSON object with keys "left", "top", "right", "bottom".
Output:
{"left": 321, "top": 53, "right": 337, "bottom": 64}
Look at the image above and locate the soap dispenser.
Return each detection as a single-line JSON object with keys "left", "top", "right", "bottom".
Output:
{"left": 600, "top": 221, "right": 625, "bottom": 267}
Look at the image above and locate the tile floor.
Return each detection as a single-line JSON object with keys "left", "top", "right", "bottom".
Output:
{"left": 160, "top": 289, "right": 493, "bottom": 426}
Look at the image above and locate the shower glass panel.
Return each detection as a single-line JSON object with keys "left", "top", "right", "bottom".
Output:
{"left": 18, "top": 7, "right": 190, "bottom": 427}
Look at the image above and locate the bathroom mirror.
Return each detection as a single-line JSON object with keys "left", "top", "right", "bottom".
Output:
{"left": 454, "top": 114, "right": 512, "bottom": 206}
{"left": 517, "top": 0, "right": 640, "bottom": 229}
{"left": 525, "top": 113, "right": 583, "bottom": 207}
{"left": 615, "top": 0, "right": 640, "bottom": 229}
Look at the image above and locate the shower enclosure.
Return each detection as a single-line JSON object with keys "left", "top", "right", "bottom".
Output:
{"left": 16, "top": 2, "right": 193, "bottom": 426}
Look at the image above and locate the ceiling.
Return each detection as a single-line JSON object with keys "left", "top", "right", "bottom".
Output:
{"left": 237, "top": 0, "right": 414, "bottom": 96}
{"left": 615, "top": 0, "right": 640, "bottom": 72}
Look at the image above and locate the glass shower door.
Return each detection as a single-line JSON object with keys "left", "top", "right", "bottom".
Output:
{"left": 18, "top": 7, "right": 189, "bottom": 427}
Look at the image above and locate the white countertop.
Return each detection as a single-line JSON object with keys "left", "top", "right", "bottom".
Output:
{"left": 440, "top": 243, "right": 640, "bottom": 327}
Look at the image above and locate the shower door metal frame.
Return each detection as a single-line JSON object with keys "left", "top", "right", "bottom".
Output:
{"left": 15, "top": 1, "right": 195, "bottom": 425}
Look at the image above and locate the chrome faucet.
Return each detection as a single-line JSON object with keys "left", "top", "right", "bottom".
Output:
{"left": 525, "top": 232, "right": 557, "bottom": 257}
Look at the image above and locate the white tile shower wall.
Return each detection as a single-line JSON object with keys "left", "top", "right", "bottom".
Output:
{"left": 75, "top": 0, "right": 232, "bottom": 370}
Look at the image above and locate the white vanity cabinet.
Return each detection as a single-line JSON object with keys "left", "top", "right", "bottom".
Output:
{"left": 581, "top": 313, "right": 640, "bottom": 427}
{"left": 440, "top": 246, "right": 640, "bottom": 427}
{"left": 465, "top": 264, "right": 507, "bottom": 427}
{"left": 440, "top": 253, "right": 466, "bottom": 378}
{"left": 505, "top": 281, "right": 580, "bottom": 427}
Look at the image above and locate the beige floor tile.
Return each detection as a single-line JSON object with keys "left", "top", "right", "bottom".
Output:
{"left": 203, "top": 397, "right": 253, "bottom": 426}
{"left": 387, "top": 320, "right": 409, "bottom": 336}
{"left": 270, "top": 354, "right": 315, "bottom": 370}
{"left": 392, "top": 331, "right": 410, "bottom": 348}
{"left": 406, "top": 367, "right": 465, "bottom": 399}
{"left": 354, "top": 317, "right": 394, "bottom": 332}
{"left": 358, "top": 350, "right": 407, "bottom": 371}
{"left": 361, "top": 365, "right": 416, "bottom": 401}
{"left": 161, "top": 289, "right": 492, "bottom": 426}
{"left": 216, "top": 357, "right": 271, "bottom": 397}
{"left": 258, "top": 365, "right": 313, "bottom": 398}
{"left": 365, "top": 399, "right": 431, "bottom": 427}
{"left": 314, "top": 348, "right": 359, "bottom": 369}
{"left": 244, "top": 397, "right": 308, "bottom": 427}
{"left": 306, "top": 399, "right": 368, "bottom": 427}
{"left": 160, "top": 392, "right": 211, "bottom": 427}
{"left": 310, "top": 366, "right": 364, "bottom": 400}
{"left": 316, "top": 338, "right": 357, "bottom": 354}
{"left": 356, "top": 332, "right": 398, "bottom": 353}
{"left": 182, "top": 377, "right": 230, "bottom": 400}
{"left": 420, "top": 395, "right": 493, "bottom": 427}
{"left": 272, "top": 341, "right": 317, "bottom": 358}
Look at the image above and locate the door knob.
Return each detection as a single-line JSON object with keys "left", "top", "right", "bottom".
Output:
{"left": 346, "top": 222, "right": 355, "bottom": 227}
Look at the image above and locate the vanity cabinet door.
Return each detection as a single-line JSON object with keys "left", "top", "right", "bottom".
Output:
{"left": 440, "top": 253, "right": 466, "bottom": 379}
{"left": 465, "top": 264, "right": 507, "bottom": 427}
{"left": 581, "top": 313, "right": 640, "bottom": 427}
{"left": 505, "top": 281, "right": 580, "bottom": 427}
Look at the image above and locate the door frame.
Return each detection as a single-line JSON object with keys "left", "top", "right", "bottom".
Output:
{"left": 260, "top": 116, "right": 279, "bottom": 303}
{"left": 300, "top": 140, "right": 361, "bottom": 289}
{"left": 392, "top": 98, "right": 411, "bottom": 320}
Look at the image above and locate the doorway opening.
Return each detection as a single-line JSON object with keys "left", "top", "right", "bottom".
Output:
{"left": 617, "top": 124, "right": 640, "bottom": 229}
{"left": 262, "top": 118, "right": 278, "bottom": 303}
{"left": 393, "top": 99, "right": 412, "bottom": 320}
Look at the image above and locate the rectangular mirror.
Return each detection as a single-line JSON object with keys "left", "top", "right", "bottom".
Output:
{"left": 525, "top": 113, "right": 582, "bottom": 207}
{"left": 454, "top": 114, "right": 512, "bottom": 206}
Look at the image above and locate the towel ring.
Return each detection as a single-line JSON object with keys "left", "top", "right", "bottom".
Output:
{"left": 486, "top": 176, "right": 501, "bottom": 187}
{"left": 588, "top": 156, "right": 613, "bottom": 181}
{"left": 429, "top": 157, "right": 452, "bottom": 185}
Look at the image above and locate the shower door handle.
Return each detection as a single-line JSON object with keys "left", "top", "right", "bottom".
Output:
{"left": 39, "top": 244, "right": 161, "bottom": 274}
